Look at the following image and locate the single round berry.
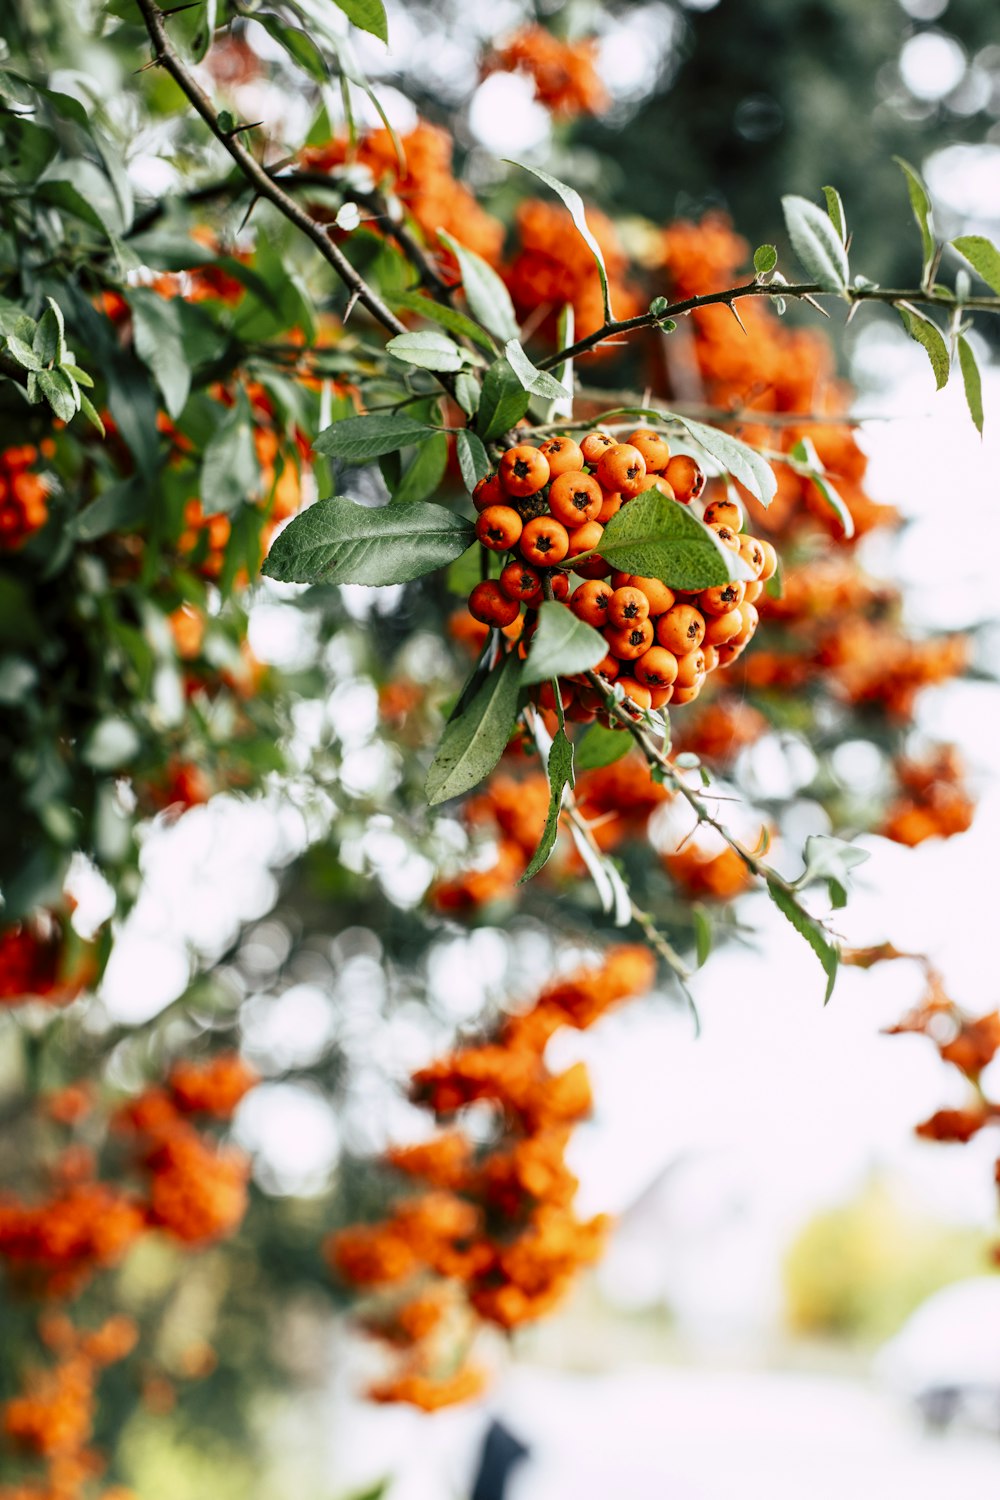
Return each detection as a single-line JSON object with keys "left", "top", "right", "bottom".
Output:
{"left": 629, "top": 576, "right": 675, "bottom": 616}
{"left": 499, "top": 561, "right": 542, "bottom": 602}
{"left": 468, "top": 580, "right": 519, "bottom": 628}
{"left": 570, "top": 579, "right": 613, "bottom": 626}
{"left": 703, "top": 497, "right": 743, "bottom": 531}
{"left": 605, "top": 618, "right": 655, "bottom": 660}
{"left": 473, "top": 473, "right": 503, "bottom": 512}
{"left": 476, "top": 504, "right": 523, "bottom": 552}
{"left": 580, "top": 431, "right": 616, "bottom": 466}
{"left": 656, "top": 603, "right": 706, "bottom": 655}
{"left": 700, "top": 581, "right": 745, "bottom": 616}
{"left": 539, "top": 435, "right": 585, "bottom": 477}
{"left": 566, "top": 519, "right": 604, "bottom": 562}
{"left": 627, "top": 428, "right": 671, "bottom": 472}
{"left": 635, "top": 646, "right": 679, "bottom": 689}
{"left": 597, "top": 443, "right": 647, "bottom": 498}
{"left": 500, "top": 444, "right": 550, "bottom": 497}
{"left": 607, "top": 586, "right": 650, "bottom": 629}
{"left": 548, "top": 471, "right": 603, "bottom": 527}
{"left": 663, "top": 454, "right": 705, "bottom": 503}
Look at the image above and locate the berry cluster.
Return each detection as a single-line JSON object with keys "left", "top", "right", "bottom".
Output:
{"left": 466, "top": 430, "right": 777, "bottom": 717}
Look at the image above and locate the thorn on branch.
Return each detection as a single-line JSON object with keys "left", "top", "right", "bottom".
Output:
{"left": 343, "top": 288, "right": 361, "bottom": 324}
{"left": 237, "top": 194, "right": 261, "bottom": 233}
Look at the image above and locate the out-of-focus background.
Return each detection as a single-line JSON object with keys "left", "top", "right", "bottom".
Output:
{"left": 4, "top": 0, "right": 1000, "bottom": 1495}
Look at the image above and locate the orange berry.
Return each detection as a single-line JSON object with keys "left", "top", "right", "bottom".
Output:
{"left": 473, "top": 474, "right": 503, "bottom": 512}
{"left": 703, "top": 497, "right": 743, "bottom": 530}
{"left": 708, "top": 522, "right": 740, "bottom": 553}
{"left": 597, "top": 490, "right": 622, "bottom": 523}
{"left": 615, "top": 677, "right": 653, "bottom": 714}
{"left": 476, "top": 504, "right": 523, "bottom": 552}
{"left": 566, "top": 697, "right": 597, "bottom": 724}
{"left": 500, "top": 444, "right": 550, "bottom": 497}
{"left": 656, "top": 604, "right": 706, "bottom": 655}
{"left": 538, "top": 435, "right": 585, "bottom": 476}
{"left": 663, "top": 454, "right": 706, "bottom": 503}
{"left": 699, "top": 580, "right": 745, "bottom": 616}
{"left": 629, "top": 576, "right": 675, "bottom": 615}
{"left": 570, "top": 579, "right": 613, "bottom": 626}
{"left": 646, "top": 475, "right": 676, "bottom": 499}
{"left": 671, "top": 681, "right": 703, "bottom": 705}
{"left": 627, "top": 428, "right": 670, "bottom": 472}
{"left": 593, "top": 651, "right": 619, "bottom": 681}
{"left": 580, "top": 431, "right": 616, "bottom": 465}
{"left": 648, "top": 685, "right": 674, "bottom": 709}
{"left": 743, "top": 580, "right": 763, "bottom": 604}
{"left": 607, "top": 586, "right": 650, "bottom": 628}
{"left": 737, "top": 534, "right": 765, "bottom": 578}
{"left": 735, "top": 602, "right": 759, "bottom": 645}
{"left": 605, "top": 618, "right": 654, "bottom": 660}
{"left": 701, "top": 644, "right": 719, "bottom": 672}
{"left": 566, "top": 520, "right": 604, "bottom": 561}
{"left": 539, "top": 679, "right": 574, "bottom": 713}
{"left": 549, "top": 572, "right": 571, "bottom": 600}
{"left": 703, "top": 608, "right": 743, "bottom": 646}
{"left": 469, "top": 581, "right": 519, "bottom": 627}
{"left": 757, "top": 539, "right": 778, "bottom": 581}
{"left": 548, "top": 471, "right": 603, "bottom": 526}
{"left": 520, "top": 516, "right": 569, "bottom": 565}
{"left": 597, "top": 443, "right": 647, "bottom": 498}
{"left": 499, "top": 561, "right": 542, "bottom": 602}
{"left": 715, "top": 641, "right": 745, "bottom": 668}
{"left": 675, "top": 648, "right": 706, "bottom": 688}
{"left": 634, "top": 646, "right": 678, "bottom": 688}
{"left": 610, "top": 570, "right": 633, "bottom": 589}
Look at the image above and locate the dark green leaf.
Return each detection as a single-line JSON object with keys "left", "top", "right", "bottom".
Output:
{"left": 519, "top": 727, "right": 574, "bottom": 881}
{"left": 262, "top": 497, "right": 475, "bottom": 585}
{"left": 391, "top": 432, "right": 449, "bottom": 503}
{"left": 455, "top": 429, "right": 490, "bottom": 492}
{"left": 387, "top": 330, "right": 464, "bottom": 372}
{"left": 3, "top": 335, "right": 41, "bottom": 372}
{"left": 439, "top": 230, "right": 518, "bottom": 343}
{"left": 504, "top": 339, "right": 571, "bottom": 401}
{"left": 575, "top": 721, "right": 631, "bottom": 772}
{"left": 75, "top": 477, "right": 147, "bottom": 541}
{"left": 893, "top": 158, "right": 935, "bottom": 281}
{"left": 32, "top": 300, "right": 64, "bottom": 366}
{"left": 898, "top": 304, "right": 950, "bottom": 390}
{"left": 753, "top": 244, "right": 778, "bottom": 275}
{"left": 313, "top": 412, "right": 436, "bottom": 462}
{"left": 593, "top": 488, "right": 752, "bottom": 591}
{"left": 38, "top": 160, "right": 125, "bottom": 236}
{"left": 766, "top": 878, "right": 840, "bottom": 1004}
{"left": 332, "top": 0, "right": 388, "bottom": 42}
{"left": 34, "top": 368, "right": 78, "bottom": 422}
{"left": 128, "top": 288, "right": 190, "bottom": 419}
{"left": 672, "top": 414, "right": 777, "bottom": 507}
{"left": 781, "top": 193, "right": 849, "bottom": 293}
{"left": 952, "top": 234, "right": 1000, "bottom": 295}
{"left": 958, "top": 335, "right": 984, "bottom": 436}
{"left": 522, "top": 600, "right": 606, "bottom": 686}
{"left": 425, "top": 651, "right": 521, "bottom": 805}
{"left": 256, "top": 11, "right": 330, "bottom": 80}
{"left": 509, "top": 160, "right": 613, "bottom": 323}
{"left": 201, "top": 394, "right": 259, "bottom": 514}
{"left": 821, "top": 185, "right": 847, "bottom": 246}
{"left": 475, "top": 357, "right": 530, "bottom": 441}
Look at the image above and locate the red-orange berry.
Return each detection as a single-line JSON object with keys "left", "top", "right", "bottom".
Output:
{"left": 701, "top": 644, "right": 719, "bottom": 673}
{"left": 656, "top": 604, "right": 706, "bottom": 655}
{"left": 520, "top": 516, "right": 569, "bottom": 565}
{"left": 703, "top": 497, "right": 743, "bottom": 530}
{"left": 700, "top": 580, "right": 745, "bottom": 616}
{"left": 476, "top": 504, "right": 523, "bottom": 552}
{"left": 663, "top": 454, "right": 706, "bottom": 503}
{"left": 473, "top": 473, "right": 503, "bottom": 512}
{"left": 635, "top": 646, "right": 679, "bottom": 688}
{"left": 580, "top": 431, "right": 616, "bottom": 466}
{"left": 539, "top": 679, "right": 574, "bottom": 713}
{"left": 607, "top": 586, "right": 650, "bottom": 628}
{"left": 629, "top": 576, "right": 675, "bottom": 616}
{"left": 499, "top": 561, "right": 542, "bottom": 602}
{"left": 615, "top": 677, "right": 653, "bottom": 714}
{"left": 593, "top": 651, "right": 619, "bottom": 681}
{"left": 648, "top": 684, "right": 674, "bottom": 709}
{"left": 627, "top": 428, "right": 670, "bottom": 472}
{"left": 566, "top": 520, "right": 604, "bottom": 562}
{"left": 548, "top": 471, "right": 603, "bottom": 527}
{"left": 468, "top": 581, "right": 519, "bottom": 627}
{"left": 549, "top": 572, "right": 571, "bottom": 600}
{"left": 707, "top": 522, "right": 740, "bottom": 552}
{"left": 735, "top": 602, "right": 759, "bottom": 645}
{"left": 703, "top": 608, "right": 743, "bottom": 646}
{"left": 538, "top": 435, "right": 585, "bottom": 476}
{"left": 737, "top": 534, "right": 765, "bottom": 578}
{"left": 570, "top": 579, "right": 613, "bottom": 626}
{"left": 597, "top": 490, "right": 622, "bottom": 523}
{"left": 757, "top": 540, "right": 778, "bottom": 581}
{"left": 605, "top": 619, "right": 654, "bottom": 660}
{"left": 743, "top": 580, "right": 763, "bottom": 604}
{"left": 597, "top": 443, "right": 647, "bottom": 498}
{"left": 500, "top": 444, "right": 550, "bottom": 497}
{"left": 671, "top": 681, "right": 703, "bottom": 705}
{"left": 675, "top": 648, "right": 706, "bottom": 689}
{"left": 646, "top": 475, "right": 677, "bottom": 499}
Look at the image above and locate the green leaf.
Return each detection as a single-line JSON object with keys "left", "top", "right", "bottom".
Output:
{"left": 200, "top": 393, "right": 259, "bottom": 513}
{"left": 475, "top": 357, "right": 530, "bottom": 441}
{"left": 522, "top": 601, "right": 607, "bottom": 686}
{"left": 313, "top": 412, "right": 436, "bottom": 462}
{"left": 821, "top": 185, "right": 847, "bottom": 247}
{"left": 781, "top": 193, "right": 850, "bottom": 293}
{"left": 387, "top": 330, "right": 465, "bottom": 372}
{"left": 753, "top": 244, "right": 778, "bottom": 275}
{"left": 75, "top": 477, "right": 147, "bottom": 541}
{"left": 796, "top": 833, "right": 869, "bottom": 911}
{"left": 32, "top": 299, "right": 65, "bottom": 367}
{"left": 692, "top": 904, "right": 713, "bottom": 969}
{"left": 256, "top": 12, "right": 330, "bottom": 80}
{"left": 425, "top": 651, "right": 521, "bottom": 804}
{"left": 454, "top": 371, "right": 480, "bottom": 417}
{"left": 504, "top": 340, "right": 571, "bottom": 402}
{"left": 455, "top": 429, "right": 491, "bottom": 492}
{"left": 34, "top": 368, "right": 78, "bottom": 423}
{"left": 788, "top": 437, "right": 854, "bottom": 539}
{"left": 509, "top": 160, "right": 613, "bottom": 323}
{"left": 766, "top": 878, "right": 840, "bottom": 1004}
{"left": 332, "top": 0, "right": 388, "bottom": 42}
{"left": 898, "top": 304, "right": 950, "bottom": 390}
{"left": 77, "top": 393, "right": 106, "bottom": 436}
{"left": 593, "top": 488, "right": 752, "bottom": 591}
{"left": 262, "top": 497, "right": 475, "bottom": 585}
{"left": 3, "top": 334, "right": 42, "bottom": 372}
{"left": 672, "top": 414, "right": 777, "bottom": 508}
{"left": 37, "top": 159, "right": 126, "bottom": 237}
{"left": 958, "top": 335, "right": 984, "bottom": 436}
{"left": 128, "top": 288, "right": 190, "bottom": 419}
{"left": 392, "top": 291, "right": 496, "bottom": 353}
{"left": 519, "top": 726, "right": 574, "bottom": 881}
{"left": 438, "top": 230, "right": 518, "bottom": 343}
{"left": 893, "top": 158, "right": 935, "bottom": 282}
{"left": 391, "top": 431, "right": 449, "bottom": 503}
{"left": 575, "top": 721, "right": 631, "bottom": 772}
{"left": 951, "top": 234, "right": 1000, "bottom": 295}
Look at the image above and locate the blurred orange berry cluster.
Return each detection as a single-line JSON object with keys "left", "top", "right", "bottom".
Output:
{"left": 879, "top": 745, "right": 975, "bottom": 847}
{"left": 0, "top": 444, "right": 51, "bottom": 551}
{"left": 329, "top": 946, "right": 656, "bottom": 1407}
{"left": 0, "top": 916, "right": 95, "bottom": 1010}
{"left": 483, "top": 25, "right": 608, "bottom": 118}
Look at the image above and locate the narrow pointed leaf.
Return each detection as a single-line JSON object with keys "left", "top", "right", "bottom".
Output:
{"left": 504, "top": 339, "right": 571, "bottom": 401}
{"left": 898, "top": 304, "right": 950, "bottom": 390}
{"left": 822, "top": 186, "right": 847, "bottom": 246}
{"left": 425, "top": 651, "right": 521, "bottom": 804}
{"left": 438, "top": 230, "right": 518, "bottom": 343}
{"left": 767, "top": 878, "right": 840, "bottom": 1004}
{"left": 893, "top": 157, "right": 935, "bottom": 280}
{"left": 519, "top": 726, "right": 574, "bottom": 881}
{"left": 509, "top": 161, "right": 613, "bottom": 323}
{"left": 781, "top": 193, "right": 849, "bottom": 293}
{"left": 958, "top": 335, "right": 984, "bottom": 435}
{"left": 313, "top": 412, "right": 436, "bottom": 462}
{"left": 522, "top": 601, "right": 606, "bottom": 686}
{"left": 951, "top": 235, "right": 1000, "bottom": 295}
